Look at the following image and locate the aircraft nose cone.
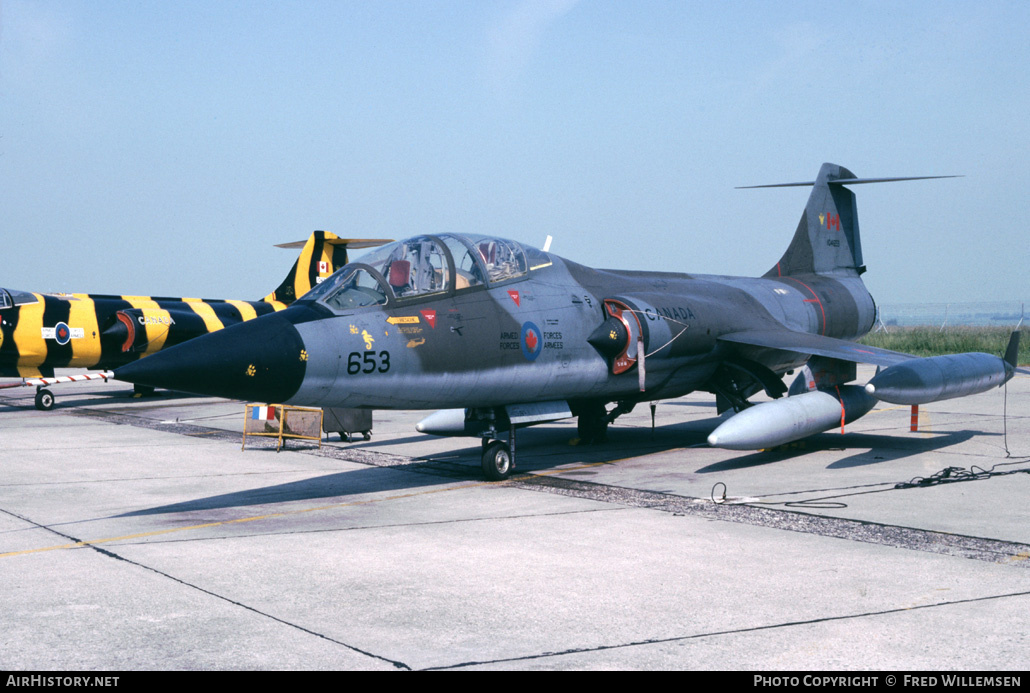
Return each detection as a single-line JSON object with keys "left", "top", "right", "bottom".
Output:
{"left": 587, "top": 316, "right": 628, "bottom": 356}
{"left": 114, "top": 312, "right": 307, "bottom": 403}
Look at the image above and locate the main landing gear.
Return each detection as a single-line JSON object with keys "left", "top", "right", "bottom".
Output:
{"left": 477, "top": 400, "right": 636, "bottom": 481}
{"left": 575, "top": 400, "right": 635, "bottom": 445}
{"left": 481, "top": 440, "right": 513, "bottom": 481}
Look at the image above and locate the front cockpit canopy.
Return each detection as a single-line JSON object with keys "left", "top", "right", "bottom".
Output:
{"left": 303, "top": 234, "right": 546, "bottom": 311}
{"left": 0, "top": 288, "right": 39, "bottom": 310}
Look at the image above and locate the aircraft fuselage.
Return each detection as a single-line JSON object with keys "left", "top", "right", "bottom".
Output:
{"left": 111, "top": 246, "right": 875, "bottom": 414}
{"left": 0, "top": 290, "right": 287, "bottom": 378}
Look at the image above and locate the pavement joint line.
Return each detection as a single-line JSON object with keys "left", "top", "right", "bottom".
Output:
{"left": 62, "top": 404, "right": 1030, "bottom": 569}
{"left": 423, "top": 587, "right": 1030, "bottom": 670}
{"left": 0, "top": 508, "right": 412, "bottom": 670}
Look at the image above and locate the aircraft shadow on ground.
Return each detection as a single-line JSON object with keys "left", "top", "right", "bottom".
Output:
{"left": 114, "top": 419, "right": 988, "bottom": 518}
{"left": 116, "top": 421, "right": 717, "bottom": 518}
{"left": 693, "top": 429, "right": 982, "bottom": 474}
{"left": 115, "top": 463, "right": 465, "bottom": 518}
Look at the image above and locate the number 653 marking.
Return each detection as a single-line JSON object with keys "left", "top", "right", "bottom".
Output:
{"left": 347, "top": 350, "right": 390, "bottom": 375}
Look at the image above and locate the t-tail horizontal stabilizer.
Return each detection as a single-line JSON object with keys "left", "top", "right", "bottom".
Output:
{"left": 736, "top": 175, "right": 962, "bottom": 189}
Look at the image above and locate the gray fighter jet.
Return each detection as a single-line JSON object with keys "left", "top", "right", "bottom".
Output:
{"left": 114, "top": 163, "right": 1021, "bottom": 479}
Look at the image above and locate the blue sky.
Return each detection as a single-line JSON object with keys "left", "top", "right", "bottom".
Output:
{"left": 2, "top": 1, "right": 1027, "bottom": 304}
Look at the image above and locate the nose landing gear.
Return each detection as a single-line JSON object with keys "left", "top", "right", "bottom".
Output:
{"left": 34, "top": 387, "right": 55, "bottom": 411}
{"left": 481, "top": 421, "right": 517, "bottom": 481}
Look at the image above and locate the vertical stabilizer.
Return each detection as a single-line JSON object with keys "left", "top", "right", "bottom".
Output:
{"left": 745, "top": 165, "right": 958, "bottom": 280}
{"left": 262, "top": 232, "right": 393, "bottom": 304}
{"left": 763, "top": 163, "right": 863, "bottom": 278}
{"left": 264, "top": 231, "right": 350, "bottom": 303}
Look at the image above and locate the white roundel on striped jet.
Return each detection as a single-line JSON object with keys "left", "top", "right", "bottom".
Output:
{"left": 41, "top": 322, "right": 83, "bottom": 345}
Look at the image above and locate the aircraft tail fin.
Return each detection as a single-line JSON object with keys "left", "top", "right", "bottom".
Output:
{"left": 745, "top": 164, "right": 959, "bottom": 279}
{"left": 263, "top": 232, "right": 393, "bottom": 304}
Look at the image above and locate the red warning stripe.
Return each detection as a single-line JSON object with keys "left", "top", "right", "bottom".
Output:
{"left": 784, "top": 277, "right": 826, "bottom": 335}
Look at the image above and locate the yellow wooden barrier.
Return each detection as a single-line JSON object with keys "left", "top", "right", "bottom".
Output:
{"left": 243, "top": 404, "right": 323, "bottom": 451}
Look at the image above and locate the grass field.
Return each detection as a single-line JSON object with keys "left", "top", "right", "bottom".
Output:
{"left": 858, "top": 325, "right": 1029, "bottom": 365}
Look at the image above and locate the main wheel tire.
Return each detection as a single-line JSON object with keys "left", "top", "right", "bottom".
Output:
{"left": 34, "top": 389, "right": 55, "bottom": 411}
{"left": 481, "top": 441, "right": 513, "bottom": 481}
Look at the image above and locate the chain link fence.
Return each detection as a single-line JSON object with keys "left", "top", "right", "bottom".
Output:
{"left": 876, "top": 301, "right": 1027, "bottom": 329}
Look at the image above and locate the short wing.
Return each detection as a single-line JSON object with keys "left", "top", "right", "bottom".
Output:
{"left": 717, "top": 329, "right": 914, "bottom": 368}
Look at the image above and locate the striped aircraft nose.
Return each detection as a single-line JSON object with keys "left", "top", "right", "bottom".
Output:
{"left": 113, "top": 310, "right": 308, "bottom": 403}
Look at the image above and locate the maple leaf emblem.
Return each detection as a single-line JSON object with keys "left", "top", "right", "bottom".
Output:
{"left": 525, "top": 328, "right": 539, "bottom": 352}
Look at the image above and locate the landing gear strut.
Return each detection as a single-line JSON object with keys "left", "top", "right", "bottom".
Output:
{"left": 576, "top": 400, "right": 635, "bottom": 444}
{"left": 577, "top": 403, "right": 608, "bottom": 444}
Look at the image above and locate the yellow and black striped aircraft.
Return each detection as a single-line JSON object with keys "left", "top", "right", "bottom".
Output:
{"left": 0, "top": 231, "right": 390, "bottom": 409}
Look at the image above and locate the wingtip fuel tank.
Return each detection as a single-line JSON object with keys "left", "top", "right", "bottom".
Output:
{"left": 864, "top": 351, "right": 1014, "bottom": 406}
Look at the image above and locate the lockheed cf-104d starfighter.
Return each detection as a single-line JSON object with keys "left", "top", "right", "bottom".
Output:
{"left": 1, "top": 232, "right": 390, "bottom": 409}
{"left": 113, "top": 164, "right": 1021, "bottom": 479}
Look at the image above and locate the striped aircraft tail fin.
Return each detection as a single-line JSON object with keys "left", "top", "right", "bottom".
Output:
{"left": 262, "top": 232, "right": 393, "bottom": 304}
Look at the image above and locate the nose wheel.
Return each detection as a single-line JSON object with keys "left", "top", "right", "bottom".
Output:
{"left": 34, "top": 387, "right": 55, "bottom": 411}
{"left": 480, "top": 421, "right": 518, "bottom": 481}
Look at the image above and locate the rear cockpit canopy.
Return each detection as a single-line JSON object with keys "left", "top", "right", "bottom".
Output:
{"left": 303, "top": 234, "right": 548, "bottom": 311}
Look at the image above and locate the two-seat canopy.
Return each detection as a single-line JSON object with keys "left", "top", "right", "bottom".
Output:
{"left": 304, "top": 234, "right": 548, "bottom": 311}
